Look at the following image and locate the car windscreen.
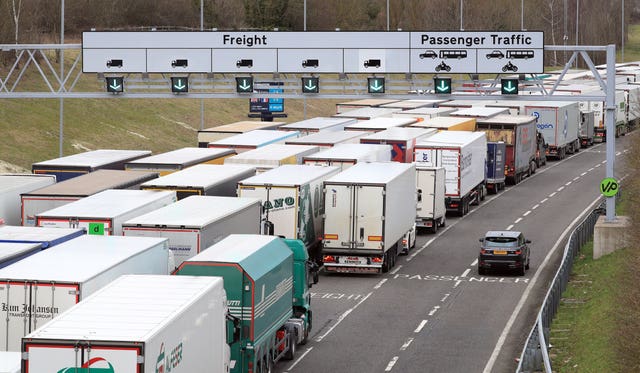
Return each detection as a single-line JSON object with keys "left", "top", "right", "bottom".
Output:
{"left": 484, "top": 237, "right": 518, "bottom": 247}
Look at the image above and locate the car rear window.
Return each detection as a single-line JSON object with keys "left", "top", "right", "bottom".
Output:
{"left": 484, "top": 237, "right": 518, "bottom": 247}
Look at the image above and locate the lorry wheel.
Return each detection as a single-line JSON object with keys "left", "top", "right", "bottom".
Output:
{"left": 382, "top": 252, "right": 390, "bottom": 273}
{"left": 480, "top": 185, "right": 486, "bottom": 201}
{"left": 530, "top": 161, "right": 537, "bottom": 174}
{"left": 478, "top": 267, "right": 485, "bottom": 276}
{"left": 430, "top": 222, "right": 438, "bottom": 234}
{"left": 439, "top": 217, "right": 446, "bottom": 228}
{"left": 284, "top": 333, "right": 296, "bottom": 360}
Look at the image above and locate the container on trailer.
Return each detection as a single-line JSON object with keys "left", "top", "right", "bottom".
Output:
{"left": 322, "top": 162, "right": 417, "bottom": 273}
{"left": 124, "top": 147, "right": 235, "bottom": 175}
{"left": 303, "top": 143, "right": 392, "bottom": 170}
{"left": 379, "top": 99, "right": 446, "bottom": 110}
{"left": 285, "top": 130, "right": 370, "bottom": 149}
{"left": 524, "top": 101, "right": 581, "bottom": 158}
{"left": 36, "top": 189, "right": 176, "bottom": 235}
{"left": 438, "top": 100, "right": 495, "bottom": 109}
{"left": 31, "top": 149, "right": 151, "bottom": 182}
{"left": 0, "top": 174, "right": 56, "bottom": 226}
{"left": 343, "top": 117, "right": 416, "bottom": 132}
{"left": 176, "top": 235, "right": 313, "bottom": 373}
{"left": 335, "top": 99, "right": 401, "bottom": 113}
{"left": 476, "top": 115, "right": 537, "bottom": 184}
{"left": 0, "top": 352, "right": 20, "bottom": 373}
{"left": 583, "top": 91, "right": 626, "bottom": 141}
{"left": 224, "top": 144, "right": 319, "bottom": 173}
{"left": 450, "top": 107, "right": 509, "bottom": 119}
{"left": 485, "top": 100, "right": 538, "bottom": 116}
{"left": 278, "top": 117, "right": 356, "bottom": 135}
{"left": 485, "top": 142, "right": 507, "bottom": 194}
{"left": 0, "top": 226, "right": 84, "bottom": 249}
{"left": 616, "top": 83, "right": 640, "bottom": 129}
{"left": 197, "top": 120, "right": 286, "bottom": 147}
{"left": 20, "top": 170, "right": 158, "bottom": 226}
{"left": 0, "top": 242, "right": 42, "bottom": 269}
{"left": 0, "top": 235, "right": 170, "bottom": 351}
{"left": 415, "top": 166, "right": 446, "bottom": 233}
{"left": 21, "top": 275, "right": 230, "bottom": 373}
{"left": 123, "top": 196, "right": 262, "bottom": 267}
{"left": 333, "top": 107, "right": 401, "bottom": 120}
{"left": 414, "top": 131, "right": 487, "bottom": 216}
{"left": 140, "top": 164, "right": 256, "bottom": 200}
{"left": 360, "top": 127, "right": 437, "bottom": 162}
{"left": 208, "top": 130, "right": 300, "bottom": 153}
{"left": 237, "top": 165, "right": 340, "bottom": 262}
{"left": 409, "top": 116, "right": 477, "bottom": 132}
{"left": 579, "top": 111, "right": 595, "bottom": 147}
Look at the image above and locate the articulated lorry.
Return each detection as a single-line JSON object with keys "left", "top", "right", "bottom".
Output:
{"left": 322, "top": 162, "right": 417, "bottom": 273}
{"left": 124, "top": 147, "right": 235, "bottom": 175}
{"left": 414, "top": 131, "right": 487, "bottom": 216}
{"left": 176, "top": 234, "right": 315, "bottom": 373}
{"left": 485, "top": 142, "right": 506, "bottom": 194}
{"left": 197, "top": 120, "right": 285, "bottom": 148}
{"left": 0, "top": 235, "right": 170, "bottom": 351}
{"left": 525, "top": 101, "right": 580, "bottom": 158}
{"left": 476, "top": 115, "right": 537, "bottom": 184}
{"left": 303, "top": 143, "right": 392, "bottom": 171}
{"left": 208, "top": 130, "right": 299, "bottom": 153}
{"left": 0, "top": 226, "right": 84, "bottom": 249}
{"left": 123, "top": 195, "right": 262, "bottom": 267}
{"left": 31, "top": 149, "right": 151, "bottom": 181}
{"left": 360, "top": 127, "right": 436, "bottom": 163}
{"left": 21, "top": 275, "right": 231, "bottom": 373}
{"left": 20, "top": 169, "right": 158, "bottom": 226}
{"left": 36, "top": 189, "right": 176, "bottom": 235}
{"left": 224, "top": 144, "right": 319, "bottom": 173}
{"left": 286, "top": 130, "right": 370, "bottom": 149}
{"left": 0, "top": 174, "right": 56, "bottom": 226}
{"left": 278, "top": 117, "right": 355, "bottom": 135}
{"left": 237, "top": 165, "right": 340, "bottom": 263}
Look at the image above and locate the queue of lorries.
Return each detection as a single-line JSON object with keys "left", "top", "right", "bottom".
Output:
{"left": 1, "top": 63, "right": 640, "bottom": 372}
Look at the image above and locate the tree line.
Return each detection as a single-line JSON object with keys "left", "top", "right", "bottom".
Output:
{"left": 1, "top": 0, "right": 639, "bottom": 65}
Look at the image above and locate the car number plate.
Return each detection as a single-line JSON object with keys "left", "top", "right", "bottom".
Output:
{"left": 493, "top": 250, "right": 508, "bottom": 255}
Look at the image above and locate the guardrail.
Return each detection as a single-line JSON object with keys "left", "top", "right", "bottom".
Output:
{"left": 515, "top": 200, "right": 605, "bottom": 372}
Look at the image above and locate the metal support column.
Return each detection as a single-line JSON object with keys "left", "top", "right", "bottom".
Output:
{"left": 605, "top": 44, "right": 617, "bottom": 222}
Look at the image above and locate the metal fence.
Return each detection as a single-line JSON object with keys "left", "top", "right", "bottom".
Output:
{"left": 516, "top": 200, "right": 606, "bottom": 372}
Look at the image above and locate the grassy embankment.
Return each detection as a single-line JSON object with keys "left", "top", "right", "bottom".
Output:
{"left": 548, "top": 24, "right": 640, "bottom": 373}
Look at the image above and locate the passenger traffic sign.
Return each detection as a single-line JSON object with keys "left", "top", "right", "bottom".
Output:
{"left": 600, "top": 177, "right": 619, "bottom": 197}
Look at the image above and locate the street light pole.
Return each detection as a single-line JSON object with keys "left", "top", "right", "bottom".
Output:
{"left": 622, "top": 0, "right": 625, "bottom": 62}
{"left": 200, "top": 0, "right": 205, "bottom": 131}
{"left": 460, "top": 0, "right": 464, "bottom": 31}
{"left": 386, "top": 0, "right": 390, "bottom": 31}
{"left": 59, "top": 0, "right": 65, "bottom": 157}
{"left": 521, "top": 0, "right": 524, "bottom": 30}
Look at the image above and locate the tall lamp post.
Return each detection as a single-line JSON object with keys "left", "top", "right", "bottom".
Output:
{"left": 460, "top": 0, "right": 464, "bottom": 30}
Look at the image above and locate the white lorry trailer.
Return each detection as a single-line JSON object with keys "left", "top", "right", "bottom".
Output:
{"left": 197, "top": 120, "right": 285, "bottom": 147}
{"left": 20, "top": 169, "right": 158, "bottom": 226}
{"left": 21, "top": 275, "right": 231, "bottom": 373}
{"left": 36, "top": 189, "right": 176, "bottom": 235}
{"left": 0, "top": 226, "right": 84, "bottom": 249}
{"left": 415, "top": 166, "right": 446, "bottom": 234}
{"left": 343, "top": 117, "right": 416, "bottom": 132}
{"left": 333, "top": 107, "right": 401, "bottom": 120}
{"left": 123, "top": 196, "right": 262, "bottom": 267}
{"left": 124, "top": 147, "right": 235, "bottom": 175}
{"left": 524, "top": 101, "right": 581, "bottom": 159}
{"left": 0, "top": 174, "right": 56, "bottom": 226}
{"left": 0, "top": 235, "right": 170, "bottom": 351}
{"left": 207, "top": 129, "right": 300, "bottom": 152}
{"left": 285, "top": 130, "right": 370, "bottom": 149}
{"left": 139, "top": 164, "right": 256, "bottom": 200}
{"left": 303, "top": 143, "right": 392, "bottom": 171}
{"left": 322, "top": 162, "right": 417, "bottom": 273}
{"left": 335, "top": 98, "right": 401, "bottom": 113}
{"left": 360, "top": 127, "right": 437, "bottom": 163}
{"left": 414, "top": 131, "right": 487, "bottom": 216}
{"left": 224, "top": 144, "right": 319, "bottom": 173}
{"left": 237, "top": 165, "right": 340, "bottom": 263}
{"left": 278, "top": 117, "right": 356, "bottom": 135}
{"left": 31, "top": 149, "right": 151, "bottom": 182}
{"left": 0, "top": 243, "right": 41, "bottom": 269}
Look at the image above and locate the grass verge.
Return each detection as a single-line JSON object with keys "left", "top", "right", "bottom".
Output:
{"left": 549, "top": 241, "right": 626, "bottom": 372}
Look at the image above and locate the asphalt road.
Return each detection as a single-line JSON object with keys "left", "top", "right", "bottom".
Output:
{"left": 276, "top": 134, "right": 633, "bottom": 373}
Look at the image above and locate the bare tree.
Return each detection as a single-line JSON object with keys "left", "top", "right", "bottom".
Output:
{"left": 10, "top": 0, "right": 22, "bottom": 44}
{"left": 541, "top": 0, "right": 561, "bottom": 65}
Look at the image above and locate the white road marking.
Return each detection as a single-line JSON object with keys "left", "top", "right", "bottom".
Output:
{"left": 581, "top": 172, "right": 587, "bottom": 176}
{"left": 602, "top": 160, "right": 607, "bottom": 164}
{"left": 441, "top": 293, "right": 450, "bottom": 302}
{"left": 523, "top": 210, "right": 531, "bottom": 216}
{"left": 549, "top": 192, "right": 557, "bottom": 197}
{"left": 400, "top": 338, "right": 414, "bottom": 351}
{"left": 532, "top": 204, "right": 540, "bottom": 210}
{"left": 482, "top": 197, "right": 604, "bottom": 373}
{"left": 414, "top": 320, "right": 428, "bottom": 333}
{"left": 315, "top": 292, "right": 372, "bottom": 342}
{"left": 453, "top": 280, "right": 462, "bottom": 288}
{"left": 616, "top": 152, "right": 621, "bottom": 156}
{"left": 285, "top": 346, "right": 314, "bottom": 372}
{"left": 506, "top": 224, "right": 514, "bottom": 230}
{"left": 557, "top": 186, "right": 565, "bottom": 192}
{"left": 470, "top": 259, "right": 478, "bottom": 266}
{"left": 374, "top": 279, "right": 387, "bottom": 289}
{"left": 565, "top": 181, "right": 572, "bottom": 186}
{"left": 514, "top": 218, "right": 523, "bottom": 224}
{"left": 407, "top": 236, "right": 437, "bottom": 261}
{"left": 574, "top": 176, "right": 580, "bottom": 180}
{"left": 588, "top": 167, "right": 594, "bottom": 171}
{"left": 540, "top": 198, "right": 549, "bottom": 204}
{"left": 428, "top": 306, "right": 440, "bottom": 316}
{"left": 461, "top": 268, "right": 471, "bottom": 277}
{"left": 390, "top": 265, "right": 403, "bottom": 275}
{"left": 385, "top": 357, "right": 399, "bottom": 371}
{"left": 595, "top": 163, "right": 601, "bottom": 168}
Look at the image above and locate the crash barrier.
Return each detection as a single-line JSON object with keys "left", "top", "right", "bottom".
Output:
{"left": 515, "top": 200, "right": 606, "bottom": 372}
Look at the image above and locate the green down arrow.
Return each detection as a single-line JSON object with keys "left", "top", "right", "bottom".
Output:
{"left": 370, "top": 80, "right": 384, "bottom": 92}
{"left": 173, "top": 79, "right": 186, "bottom": 90}
{"left": 436, "top": 80, "right": 450, "bottom": 93}
{"left": 109, "top": 82, "right": 121, "bottom": 90}
{"left": 304, "top": 81, "right": 317, "bottom": 91}
{"left": 503, "top": 80, "right": 516, "bottom": 93}
{"left": 239, "top": 79, "right": 251, "bottom": 91}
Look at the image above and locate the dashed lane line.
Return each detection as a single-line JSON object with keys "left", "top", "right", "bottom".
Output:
{"left": 390, "top": 265, "right": 403, "bottom": 275}
{"left": 532, "top": 204, "right": 540, "bottom": 210}
{"left": 549, "top": 192, "right": 557, "bottom": 197}
{"left": 284, "top": 347, "right": 314, "bottom": 373}
{"left": 428, "top": 306, "right": 440, "bottom": 316}
{"left": 540, "top": 198, "right": 549, "bottom": 204}
{"left": 400, "top": 338, "right": 414, "bottom": 351}
{"left": 514, "top": 218, "right": 523, "bottom": 224}
{"left": 523, "top": 210, "right": 531, "bottom": 216}
{"left": 414, "top": 320, "right": 428, "bottom": 333}
{"left": 385, "top": 357, "right": 399, "bottom": 372}
{"left": 506, "top": 224, "right": 514, "bottom": 230}
{"left": 374, "top": 279, "right": 387, "bottom": 289}
{"left": 470, "top": 259, "right": 478, "bottom": 266}
{"left": 461, "top": 268, "right": 471, "bottom": 277}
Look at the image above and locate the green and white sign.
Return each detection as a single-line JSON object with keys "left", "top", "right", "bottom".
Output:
{"left": 600, "top": 177, "right": 619, "bottom": 197}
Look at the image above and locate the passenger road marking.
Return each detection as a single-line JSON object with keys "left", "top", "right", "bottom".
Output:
{"left": 393, "top": 273, "right": 530, "bottom": 284}
{"left": 461, "top": 268, "right": 471, "bottom": 277}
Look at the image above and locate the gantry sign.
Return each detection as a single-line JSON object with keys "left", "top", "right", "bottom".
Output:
{"left": 82, "top": 31, "right": 543, "bottom": 75}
